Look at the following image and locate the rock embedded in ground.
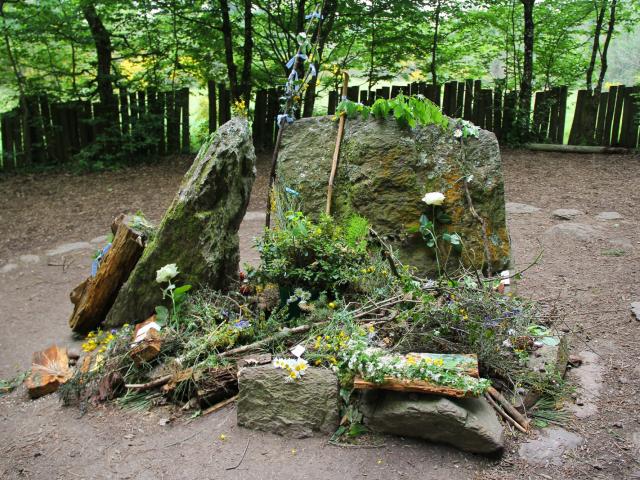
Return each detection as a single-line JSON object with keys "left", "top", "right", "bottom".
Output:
{"left": 518, "top": 427, "right": 583, "bottom": 466}
{"left": 359, "top": 390, "right": 504, "bottom": 454}
{"left": 276, "top": 115, "right": 511, "bottom": 275}
{"left": 506, "top": 202, "right": 541, "bottom": 214}
{"left": 0, "top": 263, "right": 18, "bottom": 274}
{"left": 544, "top": 223, "right": 603, "bottom": 242}
{"left": 631, "top": 302, "right": 640, "bottom": 320}
{"left": 237, "top": 365, "right": 339, "bottom": 438}
{"left": 105, "top": 118, "right": 256, "bottom": 327}
{"left": 596, "top": 211, "right": 623, "bottom": 221}
{"left": 567, "top": 351, "right": 603, "bottom": 419}
{"left": 551, "top": 208, "right": 583, "bottom": 220}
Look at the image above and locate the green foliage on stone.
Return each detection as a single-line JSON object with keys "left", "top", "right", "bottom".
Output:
{"left": 336, "top": 94, "right": 449, "bottom": 130}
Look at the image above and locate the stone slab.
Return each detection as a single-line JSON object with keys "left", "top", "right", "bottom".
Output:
{"left": 519, "top": 427, "right": 583, "bottom": 466}
{"left": 551, "top": 208, "right": 583, "bottom": 220}
{"left": 237, "top": 365, "right": 339, "bottom": 438}
{"left": 359, "top": 390, "right": 504, "bottom": 454}
{"left": 506, "top": 202, "right": 541, "bottom": 214}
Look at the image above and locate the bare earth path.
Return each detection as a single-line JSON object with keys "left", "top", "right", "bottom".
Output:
{"left": 0, "top": 150, "right": 639, "bottom": 479}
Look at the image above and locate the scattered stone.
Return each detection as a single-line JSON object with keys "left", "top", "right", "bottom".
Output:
{"left": 46, "top": 241, "right": 92, "bottom": 256}
{"left": 596, "top": 211, "right": 623, "bottom": 221}
{"left": 19, "top": 254, "right": 40, "bottom": 264}
{"left": 567, "top": 351, "right": 603, "bottom": 419}
{"left": 276, "top": 115, "right": 511, "bottom": 275}
{"left": 631, "top": 302, "right": 640, "bottom": 321}
{"left": 24, "top": 345, "right": 73, "bottom": 399}
{"left": 568, "top": 354, "right": 583, "bottom": 367}
{"left": 518, "top": 427, "right": 583, "bottom": 466}
{"left": 106, "top": 118, "right": 256, "bottom": 327}
{"left": 544, "top": 223, "right": 603, "bottom": 242}
{"left": 0, "top": 263, "right": 18, "bottom": 274}
{"left": 551, "top": 208, "right": 583, "bottom": 220}
{"left": 158, "top": 418, "right": 171, "bottom": 426}
{"left": 506, "top": 202, "right": 541, "bottom": 214}
{"left": 359, "top": 391, "right": 504, "bottom": 454}
{"left": 237, "top": 365, "right": 339, "bottom": 438}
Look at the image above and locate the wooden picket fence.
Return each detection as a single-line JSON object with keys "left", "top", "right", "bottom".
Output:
{"left": 0, "top": 87, "right": 190, "bottom": 170}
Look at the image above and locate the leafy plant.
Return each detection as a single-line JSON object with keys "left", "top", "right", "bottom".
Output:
{"left": 336, "top": 94, "right": 449, "bottom": 130}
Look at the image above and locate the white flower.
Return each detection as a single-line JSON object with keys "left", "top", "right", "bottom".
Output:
{"left": 453, "top": 129, "right": 463, "bottom": 138}
{"left": 156, "top": 263, "right": 179, "bottom": 283}
{"left": 422, "top": 192, "right": 445, "bottom": 206}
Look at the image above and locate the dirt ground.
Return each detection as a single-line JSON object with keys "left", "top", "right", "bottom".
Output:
{"left": 1, "top": 149, "right": 639, "bottom": 479}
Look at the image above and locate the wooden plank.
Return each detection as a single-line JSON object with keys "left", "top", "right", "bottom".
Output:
{"left": 503, "top": 91, "right": 517, "bottom": 139}
{"left": 463, "top": 79, "right": 473, "bottom": 120}
{"left": 359, "top": 89, "right": 368, "bottom": 105}
{"left": 548, "top": 87, "right": 560, "bottom": 143}
{"left": 166, "top": 90, "right": 179, "bottom": 154}
{"left": 1, "top": 113, "right": 13, "bottom": 169}
{"left": 482, "top": 89, "right": 493, "bottom": 131}
{"left": 619, "top": 86, "right": 639, "bottom": 148}
{"left": 137, "top": 90, "right": 146, "bottom": 117}
{"left": 556, "top": 86, "right": 568, "bottom": 144}
{"left": 569, "top": 89, "right": 596, "bottom": 145}
{"left": 207, "top": 80, "right": 217, "bottom": 133}
{"left": 39, "top": 95, "right": 54, "bottom": 162}
{"left": 266, "top": 88, "right": 279, "bottom": 147}
{"left": 532, "top": 91, "right": 545, "bottom": 138}
{"left": 472, "top": 80, "right": 482, "bottom": 124}
{"left": 25, "top": 96, "right": 45, "bottom": 163}
{"left": 327, "top": 90, "right": 337, "bottom": 115}
{"left": 493, "top": 85, "right": 503, "bottom": 140}
{"left": 367, "top": 90, "right": 376, "bottom": 105}
{"left": 595, "top": 92, "right": 609, "bottom": 145}
{"left": 539, "top": 91, "right": 551, "bottom": 140}
{"left": 390, "top": 85, "right": 402, "bottom": 98}
{"left": 67, "top": 102, "right": 81, "bottom": 155}
{"left": 379, "top": 86, "right": 390, "bottom": 100}
{"left": 119, "top": 88, "right": 130, "bottom": 135}
{"left": 180, "top": 87, "right": 190, "bottom": 153}
{"left": 603, "top": 86, "right": 618, "bottom": 146}
{"left": 253, "top": 89, "right": 266, "bottom": 147}
{"left": 129, "top": 92, "right": 138, "bottom": 128}
{"left": 347, "top": 85, "right": 359, "bottom": 101}
{"left": 442, "top": 82, "right": 454, "bottom": 116}
{"left": 611, "top": 85, "right": 625, "bottom": 146}
{"left": 157, "top": 91, "right": 166, "bottom": 155}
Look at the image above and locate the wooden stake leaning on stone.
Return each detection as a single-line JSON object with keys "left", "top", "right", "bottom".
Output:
{"left": 68, "top": 216, "right": 144, "bottom": 333}
{"left": 325, "top": 71, "right": 349, "bottom": 215}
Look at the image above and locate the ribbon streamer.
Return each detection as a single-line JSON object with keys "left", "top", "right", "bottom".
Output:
{"left": 305, "top": 12, "right": 323, "bottom": 20}
{"left": 285, "top": 53, "right": 308, "bottom": 69}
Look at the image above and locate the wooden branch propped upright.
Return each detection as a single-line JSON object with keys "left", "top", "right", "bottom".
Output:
{"left": 68, "top": 216, "right": 144, "bottom": 333}
{"left": 326, "top": 71, "right": 350, "bottom": 215}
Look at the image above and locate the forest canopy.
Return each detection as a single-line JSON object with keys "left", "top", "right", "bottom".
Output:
{"left": 1, "top": 0, "right": 639, "bottom": 110}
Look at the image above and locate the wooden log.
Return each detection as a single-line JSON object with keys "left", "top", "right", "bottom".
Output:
{"left": 525, "top": 143, "right": 631, "bottom": 154}
{"left": 481, "top": 89, "right": 493, "bottom": 132}
{"left": 353, "top": 377, "right": 475, "bottom": 398}
{"left": 619, "top": 86, "right": 639, "bottom": 148}
{"left": 472, "top": 80, "right": 482, "bottom": 124}
{"left": 442, "top": 82, "right": 455, "bottom": 116}
{"left": 24, "top": 345, "right": 72, "bottom": 399}
{"left": 594, "top": 92, "right": 609, "bottom": 145}
{"left": 493, "top": 85, "right": 503, "bottom": 140}
{"left": 68, "top": 219, "right": 145, "bottom": 333}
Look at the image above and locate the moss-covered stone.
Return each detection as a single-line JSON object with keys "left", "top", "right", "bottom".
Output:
{"left": 105, "top": 118, "right": 256, "bottom": 327}
{"left": 275, "top": 115, "right": 510, "bottom": 274}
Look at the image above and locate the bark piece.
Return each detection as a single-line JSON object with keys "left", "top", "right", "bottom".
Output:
{"left": 24, "top": 345, "right": 72, "bottom": 399}
{"left": 68, "top": 219, "right": 144, "bottom": 333}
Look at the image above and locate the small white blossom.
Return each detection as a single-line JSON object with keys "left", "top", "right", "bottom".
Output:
{"left": 422, "top": 192, "right": 445, "bottom": 206}
{"left": 156, "top": 263, "right": 179, "bottom": 283}
{"left": 453, "top": 128, "right": 463, "bottom": 138}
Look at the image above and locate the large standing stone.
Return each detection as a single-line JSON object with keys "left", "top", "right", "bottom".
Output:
{"left": 275, "top": 116, "right": 510, "bottom": 274}
{"left": 105, "top": 118, "right": 256, "bottom": 327}
{"left": 359, "top": 390, "right": 504, "bottom": 454}
{"left": 237, "top": 365, "right": 339, "bottom": 438}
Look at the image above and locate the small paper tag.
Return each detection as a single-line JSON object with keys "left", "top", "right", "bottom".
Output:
{"left": 290, "top": 344, "right": 305, "bottom": 358}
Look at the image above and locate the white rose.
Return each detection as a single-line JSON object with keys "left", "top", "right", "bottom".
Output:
{"left": 156, "top": 263, "right": 179, "bottom": 283}
{"left": 422, "top": 192, "right": 445, "bottom": 206}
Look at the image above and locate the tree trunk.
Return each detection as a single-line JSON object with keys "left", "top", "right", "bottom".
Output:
{"left": 586, "top": 1, "right": 607, "bottom": 91}
{"left": 518, "top": 0, "right": 535, "bottom": 133}
{"left": 430, "top": 0, "right": 442, "bottom": 86}
{"left": 595, "top": 0, "right": 617, "bottom": 94}
{"left": 219, "top": 0, "right": 240, "bottom": 101}
{"left": 240, "top": 0, "right": 253, "bottom": 104}
{"left": 82, "top": 2, "right": 118, "bottom": 125}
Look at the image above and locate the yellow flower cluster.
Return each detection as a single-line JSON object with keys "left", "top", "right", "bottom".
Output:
{"left": 273, "top": 357, "right": 309, "bottom": 381}
{"left": 81, "top": 328, "right": 117, "bottom": 353}
{"left": 314, "top": 330, "right": 349, "bottom": 354}
{"left": 232, "top": 99, "right": 247, "bottom": 117}
{"left": 405, "top": 354, "right": 445, "bottom": 367}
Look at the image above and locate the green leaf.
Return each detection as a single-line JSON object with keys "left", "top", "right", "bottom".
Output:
{"left": 155, "top": 305, "right": 169, "bottom": 325}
